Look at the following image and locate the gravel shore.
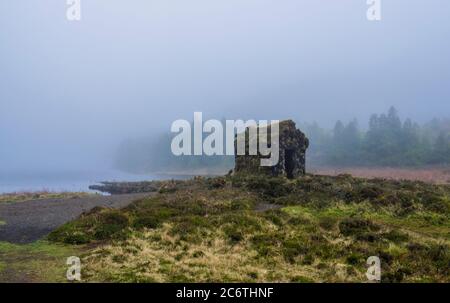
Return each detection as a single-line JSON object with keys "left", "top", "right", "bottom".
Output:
{"left": 0, "top": 193, "right": 152, "bottom": 243}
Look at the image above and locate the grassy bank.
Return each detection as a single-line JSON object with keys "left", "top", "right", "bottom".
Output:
{"left": 0, "top": 241, "right": 83, "bottom": 282}
{"left": 45, "top": 174, "right": 449, "bottom": 282}
{"left": 0, "top": 192, "right": 92, "bottom": 204}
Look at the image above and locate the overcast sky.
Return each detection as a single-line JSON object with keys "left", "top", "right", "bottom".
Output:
{"left": 1, "top": 0, "right": 449, "bottom": 171}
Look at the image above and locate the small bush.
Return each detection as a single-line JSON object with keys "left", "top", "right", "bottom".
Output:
{"left": 99, "top": 211, "right": 129, "bottom": 226}
{"left": 251, "top": 233, "right": 281, "bottom": 257}
{"left": 48, "top": 210, "right": 130, "bottom": 243}
{"left": 133, "top": 207, "right": 177, "bottom": 229}
{"left": 355, "top": 232, "right": 380, "bottom": 243}
{"left": 219, "top": 213, "right": 261, "bottom": 233}
{"left": 358, "top": 185, "right": 384, "bottom": 201}
{"left": 420, "top": 192, "right": 449, "bottom": 213}
{"left": 207, "top": 177, "right": 226, "bottom": 189}
{"left": 48, "top": 230, "right": 91, "bottom": 245}
{"left": 224, "top": 226, "right": 244, "bottom": 244}
{"left": 383, "top": 230, "right": 409, "bottom": 243}
{"left": 346, "top": 253, "right": 363, "bottom": 265}
{"left": 283, "top": 237, "right": 308, "bottom": 263}
{"left": 170, "top": 215, "right": 211, "bottom": 238}
{"left": 262, "top": 210, "right": 288, "bottom": 226}
{"left": 192, "top": 251, "right": 205, "bottom": 258}
{"left": 319, "top": 216, "right": 338, "bottom": 230}
{"left": 94, "top": 224, "right": 127, "bottom": 240}
{"left": 230, "top": 199, "right": 254, "bottom": 211}
{"left": 246, "top": 176, "right": 291, "bottom": 197}
{"left": 302, "top": 254, "right": 314, "bottom": 265}
{"left": 339, "top": 218, "right": 379, "bottom": 237}
{"left": 382, "top": 268, "right": 411, "bottom": 283}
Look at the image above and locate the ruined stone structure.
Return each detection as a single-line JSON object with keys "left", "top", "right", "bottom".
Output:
{"left": 234, "top": 120, "right": 309, "bottom": 178}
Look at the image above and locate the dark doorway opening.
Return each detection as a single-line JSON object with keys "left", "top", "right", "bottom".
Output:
{"left": 285, "top": 149, "right": 295, "bottom": 179}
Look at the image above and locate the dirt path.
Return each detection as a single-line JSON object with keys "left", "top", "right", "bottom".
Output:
{"left": 0, "top": 193, "right": 153, "bottom": 244}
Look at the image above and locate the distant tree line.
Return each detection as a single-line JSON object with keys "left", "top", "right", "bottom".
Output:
{"left": 116, "top": 107, "right": 450, "bottom": 173}
{"left": 115, "top": 131, "right": 234, "bottom": 174}
{"left": 302, "top": 107, "right": 450, "bottom": 167}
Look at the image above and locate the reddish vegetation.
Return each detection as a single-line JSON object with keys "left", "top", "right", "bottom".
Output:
{"left": 309, "top": 166, "right": 450, "bottom": 184}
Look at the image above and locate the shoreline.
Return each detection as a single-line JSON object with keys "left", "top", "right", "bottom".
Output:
{"left": 1, "top": 165, "right": 449, "bottom": 196}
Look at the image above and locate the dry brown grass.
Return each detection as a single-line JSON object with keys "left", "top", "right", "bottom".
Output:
{"left": 82, "top": 223, "right": 360, "bottom": 283}
{"left": 47, "top": 174, "right": 450, "bottom": 283}
{"left": 0, "top": 191, "right": 93, "bottom": 204}
{"left": 310, "top": 166, "right": 450, "bottom": 184}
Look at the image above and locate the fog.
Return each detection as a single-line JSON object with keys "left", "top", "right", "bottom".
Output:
{"left": 1, "top": 0, "right": 449, "bottom": 173}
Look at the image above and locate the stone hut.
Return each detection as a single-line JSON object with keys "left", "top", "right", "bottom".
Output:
{"left": 234, "top": 120, "right": 309, "bottom": 179}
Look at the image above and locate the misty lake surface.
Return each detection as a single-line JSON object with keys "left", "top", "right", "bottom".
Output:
{"left": 0, "top": 170, "right": 183, "bottom": 194}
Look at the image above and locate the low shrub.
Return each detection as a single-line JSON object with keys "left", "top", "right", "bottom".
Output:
{"left": 339, "top": 218, "right": 379, "bottom": 237}
{"left": 383, "top": 230, "right": 410, "bottom": 243}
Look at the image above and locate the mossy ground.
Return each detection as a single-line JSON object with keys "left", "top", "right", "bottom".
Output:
{"left": 46, "top": 174, "right": 450, "bottom": 283}
{"left": 0, "top": 241, "right": 83, "bottom": 282}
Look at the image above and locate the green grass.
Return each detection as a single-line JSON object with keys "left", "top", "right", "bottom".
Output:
{"left": 0, "top": 241, "right": 84, "bottom": 282}
{"left": 4, "top": 174, "right": 450, "bottom": 282}
{"left": 45, "top": 174, "right": 450, "bottom": 282}
{"left": 0, "top": 220, "right": 6, "bottom": 226}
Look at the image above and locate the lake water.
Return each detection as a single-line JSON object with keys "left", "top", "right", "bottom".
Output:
{"left": 0, "top": 170, "right": 175, "bottom": 194}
